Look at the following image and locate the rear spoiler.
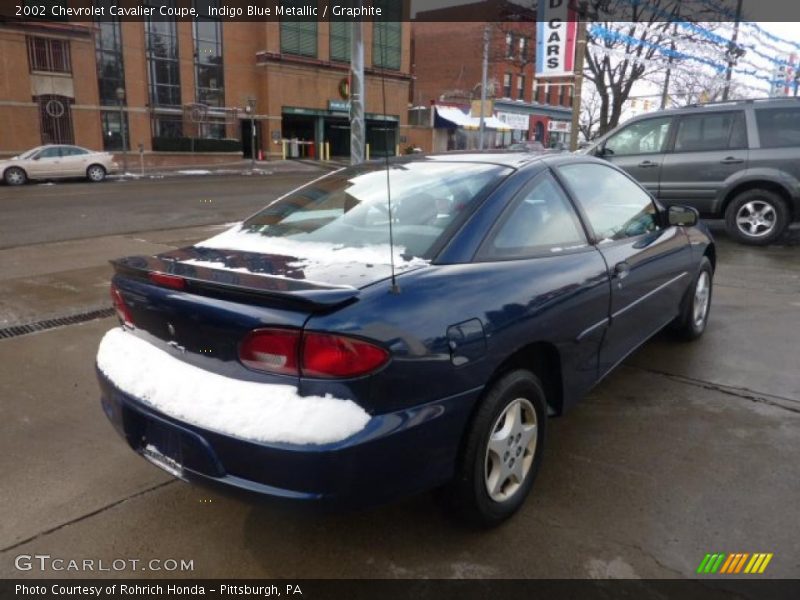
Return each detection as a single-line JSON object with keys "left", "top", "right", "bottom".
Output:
{"left": 111, "top": 255, "right": 360, "bottom": 310}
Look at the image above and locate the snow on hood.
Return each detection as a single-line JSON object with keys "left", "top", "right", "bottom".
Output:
{"left": 96, "top": 328, "right": 371, "bottom": 446}
{"left": 196, "top": 225, "right": 429, "bottom": 272}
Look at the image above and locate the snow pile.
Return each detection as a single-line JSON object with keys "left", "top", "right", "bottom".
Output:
{"left": 196, "top": 226, "right": 429, "bottom": 271}
{"left": 177, "top": 169, "right": 212, "bottom": 175}
{"left": 179, "top": 258, "right": 356, "bottom": 289}
{"left": 96, "top": 328, "right": 371, "bottom": 445}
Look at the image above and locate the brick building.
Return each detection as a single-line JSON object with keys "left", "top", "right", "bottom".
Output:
{"left": 0, "top": 1, "right": 411, "bottom": 162}
{"left": 412, "top": 1, "right": 574, "bottom": 148}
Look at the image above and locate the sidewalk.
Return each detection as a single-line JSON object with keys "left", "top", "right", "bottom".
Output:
{"left": 109, "top": 158, "right": 339, "bottom": 181}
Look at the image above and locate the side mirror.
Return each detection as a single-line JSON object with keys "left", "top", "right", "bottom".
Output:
{"left": 32, "top": 155, "right": 41, "bottom": 161}
{"left": 667, "top": 205, "right": 699, "bottom": 227}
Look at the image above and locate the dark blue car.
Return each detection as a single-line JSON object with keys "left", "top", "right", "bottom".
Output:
{"left": 97, "top": 153, "right": 715, "bottom": 525}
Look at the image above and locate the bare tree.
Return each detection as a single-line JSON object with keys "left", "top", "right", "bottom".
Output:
{"left": 582, "top": 0, "right": 725, "bottom": 135}
{"left": 579, "top": 85, "right": 602, "bottom": 141}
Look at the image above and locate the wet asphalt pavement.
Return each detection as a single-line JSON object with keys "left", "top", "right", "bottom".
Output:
{"left": 0, "top": 176, "right": 798, "bottom": 579}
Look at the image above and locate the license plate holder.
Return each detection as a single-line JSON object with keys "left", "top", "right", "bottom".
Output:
{"left": 141, "top": 423, "right": 185, "bottom": 480}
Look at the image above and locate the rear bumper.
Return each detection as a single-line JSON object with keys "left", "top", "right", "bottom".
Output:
{"left": 97, "top": 369, "right": 480, "bottom": 508}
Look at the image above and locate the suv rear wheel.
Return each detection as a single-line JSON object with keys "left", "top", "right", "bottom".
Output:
{"left": 725, "top": 189, "right": 789, "bottom": 245}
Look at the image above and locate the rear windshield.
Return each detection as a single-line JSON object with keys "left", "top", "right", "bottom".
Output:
{"left": 756, "top": 107, "right": 800, "bottom": 149}
{"left": 240, "top": 161, "right": 511, "bottom": 259}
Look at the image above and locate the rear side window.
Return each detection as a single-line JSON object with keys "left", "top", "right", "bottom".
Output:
{"left": 481, "top": 173, "right": 587, "bottom": 259}
{"left": 756, "top": 108, "right": 800, "bottom": 148}
{"left": 674, "top": 111, "right": 746, "bottom": 152}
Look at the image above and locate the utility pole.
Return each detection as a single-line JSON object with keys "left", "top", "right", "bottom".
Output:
{"left": 722, "top": 0, "right": 744, "bottom": 101}
{"left": 661, "top": 19, "right": 679, "bottom": 110}
{"left": 569, "top": 10, "right": 587, "bottom": 151}
{"left": 478, "top": 24, "right": 490, "bottom": 150}
{"left": 350, "top": 21, "right": 365, "bottom": 164}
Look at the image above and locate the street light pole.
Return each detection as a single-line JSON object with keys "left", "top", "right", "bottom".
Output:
{"left": 478, "top": 24, "right": 490, "bottom": 150}
{"left": 722, "top": 0, "right": 744, "bottom": 102}
{"left": 115, "top": 87, "right": 127, "bottom": 173}
{"left": 245, "top": 100, "right": 256, "bottom": 169}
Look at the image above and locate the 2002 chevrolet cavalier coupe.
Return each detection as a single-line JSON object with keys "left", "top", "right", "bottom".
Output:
{"left": 96, "top": 153, "right": 715, "bottom": 525}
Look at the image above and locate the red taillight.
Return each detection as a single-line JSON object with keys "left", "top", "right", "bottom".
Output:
{"left": 110, "top": 284, "right": 134, "bottom": 328}
{"left": 239, "top": 329, "right": 300, "bottom": 376}
{"left": 238, "top": 329, "right": 389, "bottom": 379}
{"left": 149, "top": 272, "right": 186, "bottom": 290}
{"left": 302, "top": 332, "right": 389, "bottom": 378}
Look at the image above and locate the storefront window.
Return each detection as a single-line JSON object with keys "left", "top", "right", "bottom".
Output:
{"left": 281, "top": 1, "right": 317, "bottom": 57}
{"left": 101, "top": 110, "right": 129, "bottom": 151}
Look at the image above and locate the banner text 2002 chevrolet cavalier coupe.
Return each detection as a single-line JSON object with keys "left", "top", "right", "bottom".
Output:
{"left": 96, "top": 153, "right": 714, "bottom": 525}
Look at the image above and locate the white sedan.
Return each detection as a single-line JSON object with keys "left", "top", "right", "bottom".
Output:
{"left": 1, "top": 145, "right": 118, "bottom": 185}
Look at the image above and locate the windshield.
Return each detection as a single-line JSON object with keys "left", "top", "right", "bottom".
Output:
{"left": 18, "top": 147, "right": 44, "bottom": 159}
{"left": 235, "top": 161, "right": 511, "bottom": 260}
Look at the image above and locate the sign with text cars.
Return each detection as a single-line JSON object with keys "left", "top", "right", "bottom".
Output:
{"left": 536, "top": 0, "right": 577, "bottom": 77}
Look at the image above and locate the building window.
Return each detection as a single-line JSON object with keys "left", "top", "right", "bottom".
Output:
{"left": 27, "top": 37, "right": 71, "bottom": 73}
{"left": 145, "top": 1, "right": 182, "bottom": 109}
{"left": 503, "top": 73, "right": 512, "bottom": 98}
{"left": 517, "top": 75, "right": 525, "bottom": 101}
{"left": 280, "top": 0, "right": 317, "bottom": 58}
{"left": 505, "top": 33, "right": 514, "bottom": 58}
{"left": 532, "top": 80, "right": 540, "bottom": 103}
{"left": 373, "top": 0, "right": 401, "bottom": 70}
{"left": 194, "top": 2, "right": 225, "bottom": 107}
{"left": 559, "top": 84, "right": 567, "bottom": 106}
{"left": 330, "top": 21, "right": 350, "bottom": 63}
{"left": 94, "top": 3, "right": 125, "bottom": 107}
{"left": 544, "top": 83, "right": 550, "bottom": 104}
{"left": 519, "top": 36, "right": 529, "bottom": 61}
{"left": 37, "top": 95, "right": 74, "bottom": 144}
{"left": 101, "top": 110, "right": 129, "bottom": 151}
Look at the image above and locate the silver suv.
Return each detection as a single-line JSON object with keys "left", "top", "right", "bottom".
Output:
{"left": 583, "top": 98, "right": 800, "bottom": 245}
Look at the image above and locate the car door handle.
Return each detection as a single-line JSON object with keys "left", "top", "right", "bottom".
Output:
{"left": 638, "top": 160, "right": 658, "bottom": 168}
{"left": 613, "top": 262, "right": 631, "bottom": 280}
{"left": 720, "top": 157, "right": 744, "bottom": 164}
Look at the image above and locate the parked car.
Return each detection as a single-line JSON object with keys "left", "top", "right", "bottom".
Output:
{"left": 507, "top": 141, "right": 546, "bottom": 153}
{"left": 96, "top": 152, "right": 715, "bottom": 525}
{"left": 582, "top": 97, "right": 800, "bottom": 245}
{"left": 1, "top": 145, "right": 117, "bottom": 185}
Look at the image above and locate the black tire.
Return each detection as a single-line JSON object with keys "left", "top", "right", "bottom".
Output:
{"left": 4, "top": 167, "right": 27, "bottom": 186}
{"left": 724, "top": 189, "right": 789, "bottom": 246}
{"left": 447, "top": 369, "right": 547, "bottom": 527}
{"left": 671, "top": 257, "right": 713, "bottom": 341}
{"left": 86, "top": 164, "right": 106, "bottom": 183}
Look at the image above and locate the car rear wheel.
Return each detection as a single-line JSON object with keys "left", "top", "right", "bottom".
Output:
{"left": 447, "top": 369, "right": 547, "bottom": 526}
{"left": 671, "top": 257, "right": 713, "bottom": 341}
{"left": 4, "top": 167, "right": 27, "bottom": 186}
{"left": 724, "top": 189, "right": 789, "bottom": 245}
{"left": 87, "top": 164, "right": 106, "bottom": 183}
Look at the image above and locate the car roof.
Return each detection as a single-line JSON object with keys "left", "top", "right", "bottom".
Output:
{"left": 619, "top": 97, "right": 800, "bottom": 124}
{"left": 390, "top": 151, "right": 548, "bottom": 169}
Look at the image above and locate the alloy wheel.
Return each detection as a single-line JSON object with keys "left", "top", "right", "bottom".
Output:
{"left": 88, "top": 166, "right": 105, "bottom": 182}
{"left": 693, "top": 271, "right": 711, "bottom": 329}
{"left": 484, "top": 397, "right": 538, "bottom": 502}
{"left": 5, "top": 168, "right": 25, "bottom": 185}
{"left": 735, "top": 200, "right": 777, "bottom": 238}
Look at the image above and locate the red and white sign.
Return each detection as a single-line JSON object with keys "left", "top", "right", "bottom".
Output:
{"left": 536, "top": 0, "right": 577, "bottom": 77}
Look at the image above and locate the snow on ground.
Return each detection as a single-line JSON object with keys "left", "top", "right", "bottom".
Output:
{"left": 177, "top": 169, "right": 212, "bottom": 175}
{"left": 96, "top": 328, "right": 371, "bottom": 445}
{"left": 196, "top": 225, "right": 429, "bottom": 271}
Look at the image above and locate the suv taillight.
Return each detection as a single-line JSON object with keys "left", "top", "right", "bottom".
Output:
{"left": 239, "top": 328, "right": 389, "bottom": 379}
{"left": 110, "top": 283, "right": 134, "bottom": 328}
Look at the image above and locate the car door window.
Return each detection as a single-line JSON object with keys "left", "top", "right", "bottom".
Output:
{"left": 674, "top": 111, "right": 746, "bottom": 152}
{"left": 558, "top": 163, "right": 659, "bottom": 243}
{"left": 38, "top": 147, "right": 61, "bottom": 159}
{"left": 604, "top": 117, "right": 672, "bottom": 156}
{"left": 481, "top": 173, "right": 587, "bottom": 259}
{"left": 755, "top": 107, "right": 800, "bottom": 148}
